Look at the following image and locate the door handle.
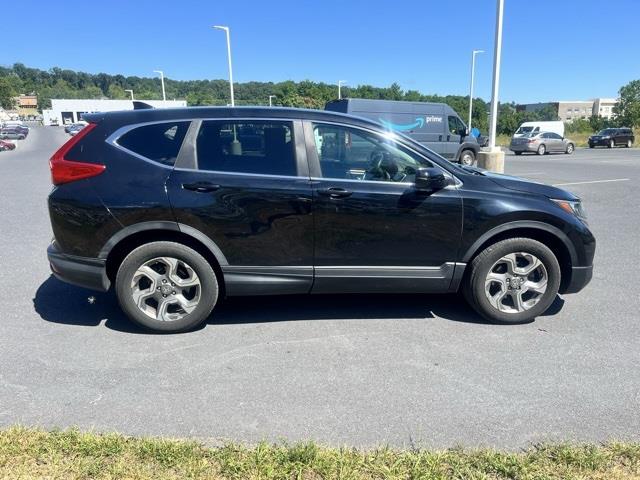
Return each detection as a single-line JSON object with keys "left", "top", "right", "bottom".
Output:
{"left": 317, "top": 187, "right": 353, "bottom": 199}
{"left": 182, "top": 182, "right": 221, "bottom": 193}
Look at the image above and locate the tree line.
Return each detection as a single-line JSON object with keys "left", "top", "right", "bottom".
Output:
{"left": 1, "top": 63, "right": 638, "bottom": 134}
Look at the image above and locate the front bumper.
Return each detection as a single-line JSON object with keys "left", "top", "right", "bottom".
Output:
{"left": 588, "top": 138, "right": 609, "bottom": 146}
{"left": 563, "top": 265, "right": 593, "bottom": 294}
{"left": 47, "top": 243, "right": 110, "bottom": 291}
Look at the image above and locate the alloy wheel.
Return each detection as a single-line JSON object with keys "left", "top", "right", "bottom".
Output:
{"left": 130, "top": 256, "right": 201, "bottom": 322}
{"left": 484, "top": 252, "right": 548, "bottom": 314}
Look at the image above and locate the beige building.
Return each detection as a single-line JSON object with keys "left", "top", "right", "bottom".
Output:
{"left": 518, "top": 98, "right": 619, "bottom": 122}
{"left": 15, "top": 94, "right": 38, "bottom": 117}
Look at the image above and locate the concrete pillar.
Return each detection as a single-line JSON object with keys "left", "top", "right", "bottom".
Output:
{"left": 478, "top": 148, "right": 505, "bottom": 173}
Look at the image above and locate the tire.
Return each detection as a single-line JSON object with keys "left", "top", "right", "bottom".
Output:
{"left": 514, "top": 151, "right": 522, "bottom": 156}
{"left": 462, "top": 237, "right": 561, "bottom": 324}
{"left": 565, "top": 143, "right": 574, "bottom": 154}
{"left": 627, "top": 139, "right": 632, "bottom": 148}
{"left": 589, "top": 144, "right": 594, "bottom": 149}
{"left": 459, "top": 149, "right": 475, "bottom": 166}
{"left": 115, "top": 241, "right": 219, "bottom": 333}
{"left": 537, "top": 144, "right": 546, "bottom": 155}
{"left": 609, "top": 139, "right": 615, "bottom": 148}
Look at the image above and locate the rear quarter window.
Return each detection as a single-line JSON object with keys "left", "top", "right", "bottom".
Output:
{"left": 117, "top": 121, "right": 190, "bottom": 166}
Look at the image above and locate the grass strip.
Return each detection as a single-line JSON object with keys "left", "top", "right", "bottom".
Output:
{"left": 1, "top": 427, "right": 639, "bottom": 479}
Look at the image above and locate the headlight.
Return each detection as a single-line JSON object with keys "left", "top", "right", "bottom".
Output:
{"left": 552, "top": 199, "right": 587, "bottom": 222}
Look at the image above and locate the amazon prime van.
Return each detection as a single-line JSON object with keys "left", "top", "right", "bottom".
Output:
{"left": 325, "top": 98, "right": 480, "bottom": 165}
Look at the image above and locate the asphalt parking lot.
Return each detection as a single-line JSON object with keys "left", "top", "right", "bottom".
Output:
{"left": 0, "top": 126, "right": 638, "bottom": 449}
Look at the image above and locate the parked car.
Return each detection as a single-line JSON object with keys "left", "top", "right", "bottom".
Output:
{"left": 588, "top": 128, "right": 634, "bottom": 148}
{"left": 68, "top": 124, "right": 86, "bottom": 136}
{"left": 0, "top": 139, "right": 16, "bottom": 151}
{"left": 65, "top": 121, "right": 87, "bottom": 134}
{"left": 0, "top": 128, "right": 26, "bottom": 140}
{"left": 325, "top": 99, "right": 480, "bottom": 166}
{"left": 510, "top": 132, "right": 575, "bottom": 155}
{"left": 47, "top": 107, "right": 595, "bottom": 333}
{"left": 513, "top": 121, "right": 565, "bottom": 138}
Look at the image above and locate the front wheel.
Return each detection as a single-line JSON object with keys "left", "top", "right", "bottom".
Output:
{"left": 537, "top": 144, "right": 546, "bottom": 155}
{"left": 627, "top": 139, "right": 633, "bottom": 148}
{"left": 514, "top": 151, "right": 522, "bottom": 156}
{"left": 459, "top": 149, "right": 475, "bottom": 166}
{"left": 463, "top": 238, "right": 561, "bottom": 324}
{"left": 609, "top": 139, "right": 615, "bottom": 148}
{"left": 115, "top": 241, "right": 219, "bottom": 333}
{"left": 565, "top": 143, "right": 574, "bottom": 154}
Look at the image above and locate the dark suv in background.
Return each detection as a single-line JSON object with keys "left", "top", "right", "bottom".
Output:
{"left": 588, "top": 128, "right": 634, "bottom": 148}
{"left": 47, "top": 107, "right": 595, "bottom": 333}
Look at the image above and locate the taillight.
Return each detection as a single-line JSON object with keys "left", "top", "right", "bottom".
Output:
{"left": 49, "top": 123, "right": 105, "bottom": 185}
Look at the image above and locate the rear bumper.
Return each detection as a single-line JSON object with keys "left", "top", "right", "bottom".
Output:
{"left": 47, "top": 243, "right": 110, "bottom": 292}
{"left": 509, "top": 144, "right": 536, "bottom": 153}
{"left": 563, "top": 265, "right": 593, "bottom": 294}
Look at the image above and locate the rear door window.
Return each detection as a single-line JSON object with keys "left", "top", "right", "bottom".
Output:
{"left": 117, "top": 121, "right": 190, "bottom": 166}
{"left": 195, "top": 120, "right": 296, "bottom": 176}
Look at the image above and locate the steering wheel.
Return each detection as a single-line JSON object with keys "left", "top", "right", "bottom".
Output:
{"left": 367, "top": 148, "right": 392, "bottom": 180}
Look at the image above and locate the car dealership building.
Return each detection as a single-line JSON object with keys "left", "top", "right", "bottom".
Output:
{"left": 42, "top": 98, "right": 187, "bottom": 126}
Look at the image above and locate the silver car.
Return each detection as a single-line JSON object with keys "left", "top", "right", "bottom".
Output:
{"left": 510, "top": 132, "right": 575, "bottom": 155}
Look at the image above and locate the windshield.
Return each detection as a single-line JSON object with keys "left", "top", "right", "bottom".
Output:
{"left": 597, "top": 129, "right": 616, "bottom": 135}
{"left": 516, "top": 126, "right": 534, "bottom": 134}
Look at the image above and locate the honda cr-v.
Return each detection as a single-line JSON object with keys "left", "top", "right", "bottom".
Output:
{"left": 47, "top": 107, "right": 595, "bottom": 332}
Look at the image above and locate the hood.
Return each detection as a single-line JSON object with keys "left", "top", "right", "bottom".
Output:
{"left": 475, "top": 169, "right": 578, "bottom": 201}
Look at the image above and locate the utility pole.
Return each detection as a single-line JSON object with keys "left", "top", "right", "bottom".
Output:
{"left": 153, "top": 70, "right": 166, "bottom": 104}
{"left": 468, "top": 50, "right": 484, "bottom": 134}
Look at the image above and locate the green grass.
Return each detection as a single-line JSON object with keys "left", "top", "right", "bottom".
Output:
{"left": 1, "top": 427, "right": 639, "bottom": 479}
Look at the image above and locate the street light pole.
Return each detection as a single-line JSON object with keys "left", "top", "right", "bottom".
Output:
{"left": 153, "top": 70, "right": 166, "bottom": 104}
{"left": 213, "top": 25, "right": 235, "bottom": 107}
{"left": 468, "top": 49, "right": 484, "bottom": 134}
{"left": 268, "top": 95, "right": 276, "bottom": 107}
{"left": 125, "top": 89, "right": 134, "bottom": 101}
{"left": 488, "top": 0, "right": 504, "bottom": 150}
{"left": 338, "top": 80, "right": 347, "bottom": 100}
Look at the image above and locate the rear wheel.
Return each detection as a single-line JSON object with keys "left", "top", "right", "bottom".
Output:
{"left": 537, "top": 144, "right": 546, "bottom": 155}
{"left": 459, "top": 149, "right": 475, "bottom": 166}
{"left": 627, "top": 139, "right": 633, "bottom": 148}
{"left": 565, "top": 143, "right": 574, "bottom": 154}
{"left": 115, "top": 241, "right": 219, "bottom": 333}
{"left": 514, "top": 151, "right": 522, "bottom": 156}
{"left": 463, "top": 238, "right": 561, "bottom": 324}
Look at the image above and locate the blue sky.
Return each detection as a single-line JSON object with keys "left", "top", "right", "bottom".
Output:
{"left": 5, "top": 0, "right": 639, "bottom": 103}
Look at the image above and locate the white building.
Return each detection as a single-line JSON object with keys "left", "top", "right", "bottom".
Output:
{"left": 42, "top": 99, "right": 187, "bottom": 126}
{"left": 592, "top": 98, "right": 617, "bottom": 119}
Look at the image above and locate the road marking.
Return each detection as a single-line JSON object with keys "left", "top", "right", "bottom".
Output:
{"left": 552, "top": 178, "right": 630, "bottom": 186}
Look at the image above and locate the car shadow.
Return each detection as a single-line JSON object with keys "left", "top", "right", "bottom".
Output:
{"left": 33, "top": 275, "right": 565, "bottom": 334}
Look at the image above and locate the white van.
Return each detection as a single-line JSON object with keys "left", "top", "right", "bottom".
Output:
{"left": 514, "top": 121, "right": 564, "bottom": 138}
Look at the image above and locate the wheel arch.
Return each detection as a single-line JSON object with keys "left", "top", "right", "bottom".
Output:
{"left": 101, "top": 222, "right": 227, "bottom": 295}
{"left": 460, "top": 221, "right": 577, "bottom": 293}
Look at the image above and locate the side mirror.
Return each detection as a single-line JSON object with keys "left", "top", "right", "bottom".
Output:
{"left": 415, "top": 167, "right": 448, "bottom": 193}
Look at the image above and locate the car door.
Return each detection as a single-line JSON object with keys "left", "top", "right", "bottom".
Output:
{"left": 304, "top": 121, "right": 463, "bottom": 294}
{"left": 166, "top": 118, "right": 314, "bottom": 295}
{"left": 445, "top": 115, "right": 464, "bottom": 159}
{"left": 545, "top": 132, "right": 560, "bottom": 152}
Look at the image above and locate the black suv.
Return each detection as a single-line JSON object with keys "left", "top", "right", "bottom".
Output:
{"left": 47, "top": 107, "right": 595, "bottom": 332}
{"left": 588, "top": 128, "right": 634, "bottom": 148}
